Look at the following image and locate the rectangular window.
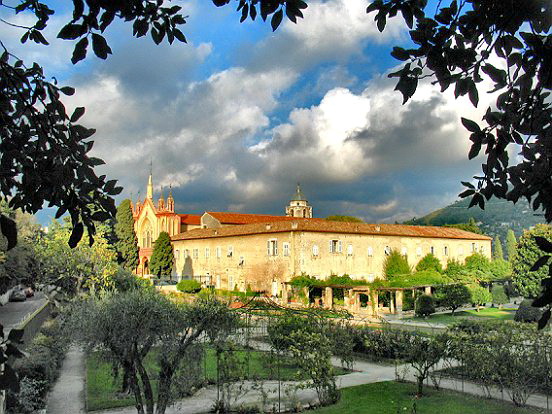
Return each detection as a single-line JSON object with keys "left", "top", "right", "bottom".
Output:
{"left": 184, "top": 249, "right": 189, "bottom": 258}
{"left": 312, "top": 245, "right": 319, "bottom": 256}
{"left": 283, "top": 242, "right": 290, "bottom": 257}
{"left": 384, "top": 246, "right": 391, "bottom": 255}
{"left": 216, "top": 246, "right": 221, "bottom": 258}
{"left": 329, "top": 240, "right": 342, "bottom": 253}
{"left": 444, "top": 246, "right": 449, "bottom": 256}
{"left": 472, "top": 243, "right": 476, "bottom": 252}
{"left": 416, "top": 247, "right": 422, "bottom": 256}
{"left": 228, "top": 275, "right": 234, "bottom": 291}
{"left": 175, "top": 250, "right": 180, "bottom": 259}
{"left": 227, "top": 246, "right": 233, "bottom": 257}
{"left": 401, "top": 247, "right": 407, "bottom": 256}
{"left": 239, "top": 256, "right": 245, "bottom": 266}
{"left": 347, "top": 244, "right": 353, "bottom": 256}
{"left": 193, "top": 248, "right": 198, "bottom": 259}
{"left": 367, "top": 246, "right": 373, "bottom": 257}
{"left": 267, "top": 239, "right": 278, "bottom": 256}
{"left": 430, "top": 246, "right": 435, "bottom": 255}
{"left": 205, "top": 247, "right": 210, "bottom": 258}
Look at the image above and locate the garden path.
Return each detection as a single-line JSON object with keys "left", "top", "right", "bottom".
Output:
{"left": 46, "top": 346, "right": 86, "bottom": 414}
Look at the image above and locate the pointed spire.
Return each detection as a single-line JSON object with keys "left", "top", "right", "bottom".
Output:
{"left": 147, "top": 166, "right": 153, "bottom": 200}
{"left": 167, "top": 184, "right": 175, "bottom": 212}
{"left": 291, "top": 182, "right": 306, "bottom": 201}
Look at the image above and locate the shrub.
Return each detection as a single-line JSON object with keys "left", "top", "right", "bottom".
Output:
{"left": 491, "top": 284, "right": 508, "bottom": 306}
{"left": 514, "top": 299, "right": 543, "bottom": 323}
{"left": 176, "top": 279, "right": 201, "bottom": 293}
{"left": 415, "top": 253, "right": 443, "bottom": 273}
{"left": 354, "top": 328, "right": 414, "bottom": 361}
{"left": 415, "top": 295, "right": 435, "bottom": 317}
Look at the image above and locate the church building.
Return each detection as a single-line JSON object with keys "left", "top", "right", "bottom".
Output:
{"left": 132, "top": 173, "right": 492, "bottom": 293}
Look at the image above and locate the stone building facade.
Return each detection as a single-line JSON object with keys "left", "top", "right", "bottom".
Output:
{"left": 133, "top": 175, "right": 491, "bottom": 292}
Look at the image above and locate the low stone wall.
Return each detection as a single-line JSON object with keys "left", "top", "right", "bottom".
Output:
{"left": 18, "top": 300, "right": 53, "bottom": 347}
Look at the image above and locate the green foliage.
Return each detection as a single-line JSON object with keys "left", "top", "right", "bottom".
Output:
{"left": 489, "top": 259, "right": 512, "bottom": 280}
{"left": 176, "top": 279, "right": 201, "bottom": 293}
{"left": 353, "top": 328, "right": 414, "bottom": 361}
{"left": 468, "top": 285, "right": 492, "bottom": 308}
{"left": 464, "top": 253, "right": 491, "bottom": 273}
{"left": 415, "top": 253, "right": 443, "bottom": 273}
{"left": 415, "top": 294, "right": 435, "bottom": 318}
{"left": 383, "top": 249, "right": 411, "bottom": 278}
{"left": 514, "top": 299, "right": 543, "bottom": 323}
{"left": 289, "top": 273, "right": 321, "bottom": 288}
{"left": 444, "top": 218, "right": 482, "bottom": 234}
{"left": 491, "top": 284, "right": 508, "bottom": 306}
{"left": 512, "top": 224, "right": 552, "bottom": 298}
{"left": 149, "top": 231, "right": 173, "bottom": 278}
{"left": 435, "top": 284, "right": 471, "bottom": 315}
{"left": 493, "top": 235, "right": 504, "bottom": 260}
{"left": 70, "top": 290, "right": 239, "bottom": 414}
{"left": 115, "top": 200, "right": 139, "bottom": 271}
{"left": 35, "top": 219, "right": 119, "bottom": 294}
{"left": 506, "top": 229, "right": 518, "bottom": 261}
{"left": 368, "top": 0, "right": 552, "bottom": 222}
{"left": 385, "top": 270, "right": 448, "bottom": 288}
{"left": 8, "top": 318, "right": 67, "bottom": 413}
{"left": 325, "top": 215, "right": 364, "bottom": 223}
{"left": 112, "top": 268, "right": 152, "bottom": 292}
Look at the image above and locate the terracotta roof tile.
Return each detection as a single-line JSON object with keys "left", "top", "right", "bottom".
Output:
{"left": 205, "top": 211, "right": 320, "bottom": 225}
{"left": 179, "top": 214, "right": 201, "bottom": 225}
{"left": 171, "top": 220, "right": 491, "bottom": 241}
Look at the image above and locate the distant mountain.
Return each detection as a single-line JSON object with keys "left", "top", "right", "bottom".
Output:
{"left": 404, "top": 198, "right": 546, "bottom": 242}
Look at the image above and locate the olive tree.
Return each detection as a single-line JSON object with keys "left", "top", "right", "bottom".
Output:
{"left": 70, "top": 289, "right": 239, "bottom": 414}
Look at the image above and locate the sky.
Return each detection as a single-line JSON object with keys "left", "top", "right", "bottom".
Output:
{"left": 1, "top": 0, "right": 493, "bottom": 224}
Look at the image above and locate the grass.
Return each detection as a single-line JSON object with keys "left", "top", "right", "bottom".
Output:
{"left": 86, "top": 348, "right": 349, "bottom": 411}
{"left": 405, "top": 307, "right": 515, "bottom": 325}
{"left": 310, "top": 381, "right": 544, "bottom": 414}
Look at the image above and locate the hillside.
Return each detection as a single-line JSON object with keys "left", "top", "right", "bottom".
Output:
{"left": 404, "top": 198, "right": 546, "bottom": 242}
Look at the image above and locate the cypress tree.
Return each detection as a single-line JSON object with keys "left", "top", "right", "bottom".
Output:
{"left": 150, "top": 232, "right": 173, "bottom": 278}
{"left": 493, "top": 235, "right": 504, "bottom": 260}
{"left": 115, "top": 199, "right": 139, "bottom": 271}
{"left": 506, "top": 229, "right": 517, "bottom": 261}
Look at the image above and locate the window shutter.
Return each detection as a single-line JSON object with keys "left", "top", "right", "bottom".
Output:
{"left": 274, "top": 241, "right": 278, "bottom": 255}
{"left": 267, "top": 240, "right": 271, "bottom": 256}
{"left": 329, "top": 240, "right": 333, "bottom": 253}
{"left": 338, "top": 240, "right": 343, "bottom": 253}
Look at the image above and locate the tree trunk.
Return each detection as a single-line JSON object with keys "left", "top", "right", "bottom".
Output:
{"left": 129, "top": 368, "right": 145, "bottom": 414}
{"left": 155, "top": 362, "right": 175, "bottom": 414}
{"left": 136, "top": 359, "right": 155, "bottom": 414}
{"left": 416, "top": 376, "right": 424, "bottom": 397}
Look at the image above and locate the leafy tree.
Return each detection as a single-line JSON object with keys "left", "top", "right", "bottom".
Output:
{"left": 436, "top": 284, "right": 471, "bottom": 315}
{"left": 415, "top": 253, "right": 442, "bottom": 273}
{"left": 383, "top": 249, "right": 411, "bottom": 278}
{"left": 506, "top": 229, "right": 518, "bottom": 261}
{"left": 149, "top": 232, "right": 173, "bottom": 278}
{"left": 176, "top": 279, "right": 201, "bottom": 293}
{"left": 512, "top": 225, "right": 552, "bottom": 298}
{"left": 364, "top": 0, "right": 552, "bottom": 221}
{"left": 70, "top": 290, "right": 238, "bottom": 414}
{"left": 514, "top": 298, "right": 543, "bottom": 323}
{"left": 325, "top": 215, "right": 364, "bottom": 223}
{"left": 493, "top": 236, "right": 504, "bottom": 261}
{"left": 491, "top": 284, "right": 508, "bottom": 308}
{"left": 35, "top": 219, "right": 118, "bottom": 294}
{"left": 444, "top": 218, "right": 482, "bottom": 234}
{"left": 468, "top": 285, "right": 492, "bottom": 311}
{"left": 115, "top": 199, "right": 139, "bottom": 271}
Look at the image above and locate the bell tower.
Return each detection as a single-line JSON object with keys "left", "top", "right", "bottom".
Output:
{"left": 285, "top": 183, "right": 313, "bottom": 218}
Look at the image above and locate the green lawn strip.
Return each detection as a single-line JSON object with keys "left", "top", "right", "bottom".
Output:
{"left": 405, "top": 308, "right": 515, "bottom": 325}
{"left": 87, "top": 348, "right": 349, "bottom": 411}
{"left": 310, "top": 381, "right": 544, "bottom": 414}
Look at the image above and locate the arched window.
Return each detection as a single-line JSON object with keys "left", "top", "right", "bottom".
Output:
{"left": 142, "top": 219, "right": 152, "bottom": 248}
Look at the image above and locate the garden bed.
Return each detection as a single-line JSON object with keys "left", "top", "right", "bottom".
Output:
{"left": 405, "top": 308, "right": 515, "bottom": 325}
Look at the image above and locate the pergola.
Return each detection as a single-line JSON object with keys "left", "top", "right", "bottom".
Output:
{"left": 281, "top": 282, "right": 434, "bottom": 316}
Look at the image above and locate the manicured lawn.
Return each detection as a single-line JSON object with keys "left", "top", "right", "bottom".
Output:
{"left": 87, "top": 348, "right": 349, "bottom": 411}
{"left": 406, "top": 307, "right": 515, "bottom": 325}
{"left": 310, "top": 381, "right": 544, "bottom": 414}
